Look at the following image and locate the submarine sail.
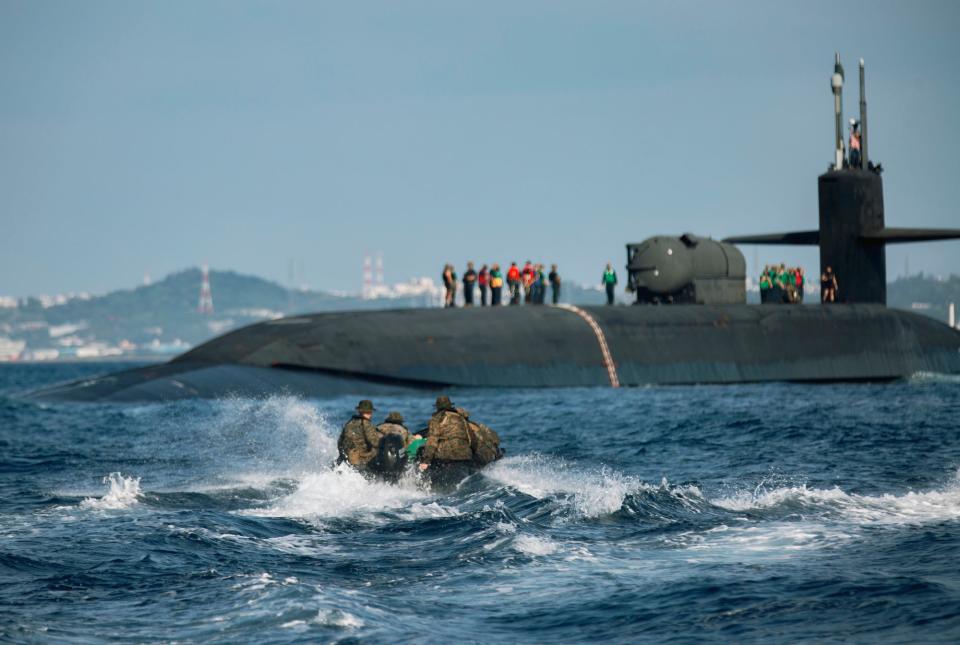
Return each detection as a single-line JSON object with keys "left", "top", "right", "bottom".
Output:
{"left": 725, "top": 55, "right": 960, "bottom": 305}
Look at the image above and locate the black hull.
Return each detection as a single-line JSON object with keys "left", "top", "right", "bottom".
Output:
{"left": 26, "top": 304, "right": 960, "bottom": 402}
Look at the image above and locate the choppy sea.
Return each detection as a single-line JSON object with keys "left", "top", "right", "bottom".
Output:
{"left": 3, "top": 363, "right": 960, "bottom": 643}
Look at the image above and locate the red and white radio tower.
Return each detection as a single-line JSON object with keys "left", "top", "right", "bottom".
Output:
{"left": 362, "top": 253, "right": 373, "bottom": 299}
{"left": 198, "top": 264, "right": 214, "bottom": 314}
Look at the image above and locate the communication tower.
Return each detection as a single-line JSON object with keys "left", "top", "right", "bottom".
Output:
{"left": 362, "top": 254, "right": 373, "bottom": 299}
{"left": 198, "top": 264, "right": 214, "bottom": 314}
{"left": 362, "top": 252, "right": 385, "bottom": 299}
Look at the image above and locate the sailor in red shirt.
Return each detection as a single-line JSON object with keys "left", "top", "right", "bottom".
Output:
{"left": 506, "top": 262, "right": 522, "bottom": 305}
{"left": 477, "top": 264, "right": 489, "bottom": 306}
{"left": 521, "top": 261, "right": 535, "bottom": 304}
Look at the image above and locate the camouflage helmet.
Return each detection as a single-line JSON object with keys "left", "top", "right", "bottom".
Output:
{"left": 435, "top": 395, "right": 455, "bottom": 411}
{"left": 385, "top": 411, "right": 404, "bottom": 424}
{"left": 356, "top": 399, "right": 376, "bottom": 413}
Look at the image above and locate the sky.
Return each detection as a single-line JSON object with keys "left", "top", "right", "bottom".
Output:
{"left": 2, "top": 0, "right": 959, "bottom": 297}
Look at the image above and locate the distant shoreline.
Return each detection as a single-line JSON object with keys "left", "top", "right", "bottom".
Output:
{"left": 0, "top": 357, "right": 164, "bottom": 365}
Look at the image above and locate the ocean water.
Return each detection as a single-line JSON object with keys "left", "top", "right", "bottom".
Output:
{"left": 3, "top": 363, "right": 960, "bottom": 643}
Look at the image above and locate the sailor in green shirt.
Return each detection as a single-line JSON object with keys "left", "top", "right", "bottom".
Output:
{"left": 406, "top": 436, "right": 427, "bottom": 460}
{"left": 602, "top": 263, "right": 618, "bottom": 305}
{"left": 489, "top": 264, "right": 504, "bottom": 306}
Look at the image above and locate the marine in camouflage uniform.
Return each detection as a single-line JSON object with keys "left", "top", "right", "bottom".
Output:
{"left": 377, "top": 411, "right": 412, "bottom": 447}
{"left": 337, "top": 399, "right": 382, "bottom": 468}
{"left": 420, "top": 396, "right": 502, "bottom": 468}
{"left": 421, "top": 397, "right": 473, "bottom": 464}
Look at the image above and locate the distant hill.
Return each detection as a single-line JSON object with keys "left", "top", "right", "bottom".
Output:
{"left": 888, "top": 274, "right": 960, "bottom": 324}
{"left": 0, "top": 269, "right": 431, "bottom": 357}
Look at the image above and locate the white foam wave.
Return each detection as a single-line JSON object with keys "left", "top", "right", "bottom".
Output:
{"left": 260, "top": 533, "right": 340, "bottom": 556}
{"left": 513, "top": 535, "right": 560, "bottom": 556}
{"left": 669, "top": 522, "right": 854, "bottom": 558}
{"left": 280, "top": 608, "right": 364, "bottom": 631}
{"left": 80, "top": 473, "right": 141, "bottom": 511}
{"left": 713, "top": 474, "right": 960, "bottom": 526}
{"left": 715, "top": 484, "right": 845, "bottom": 512}
{"left": 80, "top": 473, "right": 142, "bottom": 510}
{"left": 393, "top": 501, "right": 462, "bottom": 521}
{"left": 314, "top": 609, "right": 364, "bottom": 629}
{"left": 167, "top": 524, "right": 256, "bottom": 546}
{"left": 483, "top": 454, "right": 651, "bottom": 518}
{"left": 907, "top": 371, "right": 960, "bottom": 384}
{"left": 231, "top": 572, "right": 286, "bottom": 593}
{"left": 242, "top": 464, "right": 434, "bottom": 520}
{"left": 671, "top": 473, "right": 960, "bottom": 560}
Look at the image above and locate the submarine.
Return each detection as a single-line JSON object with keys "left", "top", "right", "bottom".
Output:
{"left": 29, "top": 55, "right": 960, "bottom": 403}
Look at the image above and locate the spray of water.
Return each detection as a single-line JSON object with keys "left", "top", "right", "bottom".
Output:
{"left": 80, "top": 473, "right": 142, "bottom": 510}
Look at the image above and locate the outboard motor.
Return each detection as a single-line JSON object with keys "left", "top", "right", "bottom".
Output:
{"left": 370, "top": 434, "right": 408, "bottom": 482}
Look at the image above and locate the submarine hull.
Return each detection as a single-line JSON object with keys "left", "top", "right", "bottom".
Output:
{"left": 27, "top": 304, "right": 960, "bottom": 402}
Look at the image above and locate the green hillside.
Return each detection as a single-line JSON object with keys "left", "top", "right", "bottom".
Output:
{"left": 0, "top": 269, "right": 430, "bottom": 354}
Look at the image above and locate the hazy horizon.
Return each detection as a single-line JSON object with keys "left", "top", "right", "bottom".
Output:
{"left": 3, "top": 1, "right": 960, "bottom": 298}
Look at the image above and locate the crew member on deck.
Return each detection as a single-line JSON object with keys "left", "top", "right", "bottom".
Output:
{"left": 490, "top": 264, "right": 504, "bottom": 306}
{"left": 549, "top": 264, "right": 561, "bottom": 304}
{"left": 463, "top": 262, "right": 477, "bottom": 307}
{"left": 507, "top": 262, "right": 522, "bottom": 305}
{"left": 478, "top": 264, "right": 489, "bottom": 306}
{"left": 442, "top": 265, "right": 456, "bottom": 308}
{"left": 759, "top": 266, "right": 773, "bottom": 303}
{"left": 849, "top": 118, "right": 861, "bottom": 169}
{"left": 521, "top": 261, "right": 535, "bottom": 304}
{"left": 821, "top": 266, "right": 839, "bottom": 303}
{"left": 602, "top": 263, "right": 618, "bottom": 305}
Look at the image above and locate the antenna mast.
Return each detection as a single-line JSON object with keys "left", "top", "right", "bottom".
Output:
{"left": 859, "top": 58, "right": 868, "bottom": 169}
{"left": 831, "top": 52, "right": 845, "bottom": 170}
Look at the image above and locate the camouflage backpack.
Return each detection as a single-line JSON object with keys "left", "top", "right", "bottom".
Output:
{"left": 428, "top": 411, "right": 473, "bottom": 462}
{"left": 467, "top": 420, "right": 502, "bottom": 465}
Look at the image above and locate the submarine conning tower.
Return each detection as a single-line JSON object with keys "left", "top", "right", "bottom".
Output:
{"left": 723, "top": 53, "right": 960, "bottom": 305}
{"left": 818, "top": 52, "right": 885, "bottom": 304}
{"left": 818, "top": 168, "right": 886, "bottom": 303}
